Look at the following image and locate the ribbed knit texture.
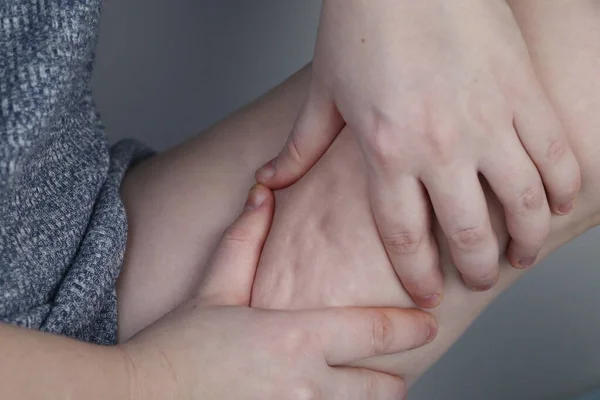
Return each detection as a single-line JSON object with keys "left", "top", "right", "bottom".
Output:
{"left": 0, "top": 0, "right": 153, "bottom": 345}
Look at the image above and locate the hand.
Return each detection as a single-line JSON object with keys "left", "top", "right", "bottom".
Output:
{"left": 256, "top": 0, "right": 581, "bottom": 304}
{"left": 251, "top": 130, "right": 485, "bottom": 383}
{"left": 121, "top": 185, "right": 437, "bottom": 400}
{"left": 250, "top": 125, "right": 597, "bottom": 385}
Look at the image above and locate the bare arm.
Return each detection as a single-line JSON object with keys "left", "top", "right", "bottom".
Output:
{"left": 252, "top": 0, "right": 600, "bottom": 385}
{"left": 116, "top": 68, "right": 305, "bottom": 340}
{"left": 0, "top": 324, "right": 130, "bottom": 399}
{"left": 2, "top": 185, "right": 434, "bottom": 400}
{"left": 117, "top": 0, "right": 600, "bottom": 384}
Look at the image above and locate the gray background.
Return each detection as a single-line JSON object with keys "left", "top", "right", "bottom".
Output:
{"left": 93, "top": 1, "right": 600, "bottom": 399}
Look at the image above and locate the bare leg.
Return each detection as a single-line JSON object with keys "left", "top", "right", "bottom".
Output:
{"left": 117, "top": 67, "right": 308, "bottom": 341}
{"left": 117, "top": 0, "right": 600, "bottom": 385}
{"left": 251, "top": 0, "right": 600, "bottom": 385}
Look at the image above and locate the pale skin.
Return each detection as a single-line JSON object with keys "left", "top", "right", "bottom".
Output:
{"left": 1, "top": 1, "right": 595, "bottom": 399}
{"left": 0, "top": 185, "right": 437, "bottom": 399}
{"left": 116, "top": 0, "right": 600, "bottom": 390}
{"left": 256, "top": 0, "right": 582, "bottom": 306}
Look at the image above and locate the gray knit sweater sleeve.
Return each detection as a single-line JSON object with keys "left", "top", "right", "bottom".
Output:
{"left": 0, "top": 0, "right": 153, "bottom": 345}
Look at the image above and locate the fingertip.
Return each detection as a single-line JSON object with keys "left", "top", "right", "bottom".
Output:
{"left": 197, "top": 184, "right": 274, "bottom": 305}
{"left": 463, "top": 272, "right": 499, "bottom": 292}
{"left": 415, "top": 292, "right": 443, "bottom": 309}
{"left": 401, "top": 308, "right": 438, "bottom": 346}
{"left": 255, "top": 153, "right": 303, "bottom": 190}
{"left": 255, "top": 158, "right": 277, "bottom": 185}
{"left": 508, "top": 255, "right": 537, "bottom": 270}
{"left": 554, "top": 197, "right": 575, "bottom": 215}
{"left": 425, "top": 314, "right": 438, "bottom": 344}
{"left": 403, "top": 275, "right": 444, "bottom": 309}
{"left": 548, "top": 159, "right": 581, "bottom": 216}
{"left": 506, "top": 242, "right": 540, "bottom": 270}
{"left": 405, "top": 259, "right": 445, "bottom": 309}
{"left": 245, "top": 183, "right": 271, "bottom": 211}
{"left": 556, "top": 203, "right": 573, "bottom": 215}
{"left": 408, "top": 308, "right": 438, "bottom": 345}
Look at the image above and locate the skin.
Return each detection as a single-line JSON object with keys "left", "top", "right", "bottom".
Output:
{"left": 0, "top": 323, "right": 130, "bottom": 400}
{"left": 256, "top": 0, "right": 581, "bottom": 306}
{"left": 124, "top": 185, "right": 437, "bottom": 399}
{"left": 117, "top": 0, "right": 600, "bottom": 392}
{"left": 251, "top": 0, "right": 600, "bottom": 386}
{"left": 117, "top": 68, "right": 314, "bottom": 341}
{"left": 0, "top": 186, "right": 437, "bottom": 400}
{"left": 3, "top": 2, "right": 596, "bottom": 399}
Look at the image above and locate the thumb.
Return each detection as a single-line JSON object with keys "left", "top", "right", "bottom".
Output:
{"left": 255, "top": 80, "right": 344, "bottom": 189}
{"left": 196, "top": 184, "right": 275, "bottom": 306}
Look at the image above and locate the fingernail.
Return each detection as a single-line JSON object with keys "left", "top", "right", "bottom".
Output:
{"left": 420, "top": 293, "right": 442, "bottom": 309}
{"left": 426, "top": 320, "right": 438, "bottom": 344}
{"left": 245, "top": 184, "right": 267, "bottom": 210}
{"left": 468, "top": 276, "right": 498, "bottom": 292}
{"left": 557, "top": 201, "right": 574, "bottom": 215}
{"left": 518, "top": 256, "right": 537, "bottom": 269}
{"left": 256, "top": 158, "right": 276, "bottom": 183}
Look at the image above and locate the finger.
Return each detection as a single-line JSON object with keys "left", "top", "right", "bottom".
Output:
{"left": 328, "top": 367, "right": 406, "bottom": 400}
{"left": 300, "top": 307, "right": 436, "bottom": 365}
{"left": 196, "top": 184, "right": 275, "bottom": 306}
{"left": 422, "top": 166, "right": 499, "bottom": 291}
{"left": 368, "top": 171, "right": 443, "bottom": 308}
{"left": 513, "top": 81, "right": 581, "bottom": 214}
{"left": 255, "top": 79, "right": 345, "bottom": 189}
{"left": 479, "top": 132, "right": 551, "bottom": 269}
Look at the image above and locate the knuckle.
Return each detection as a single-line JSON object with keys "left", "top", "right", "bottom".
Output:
{"left": 221, "top": 225, "right": 254, "bottom": 246}
{"left": 422, "top": 122, "right": 461, "bottom": 166}
{"left": 289, "top": 380, "right": 322, "bottom": 400}
{"left": 469, "top": 101, "right": 506, "bottom": 130}
{"left": 365, "top": 119, "right": 402, "bottom": 166}
{"left": 364, "top": 105, "right": 462, "bottom": 168}
{"left": 279, "top": 328, "right": 314, "bottom": 357}
{"left": 469, "top": 104, "right": 491, "bottom": 127}
{"left": 449, "top": 225, "right": 487, "bottom": 251}
{"left": 285, "top": 134, "right": 304, "bottom": 167}
{"left": 363, "top": 105, "right": 425, "bottom": 167}
{"left": 511, "top": 185, "right": 544, "bottom": 215}
{"left": 546, "top": 138, "right": 568, "bottom": 164}
{"left": 381, "top": 231, "right": 425, "bottom": 255}
{"left": 369, "top": 311, "right": 395, "bottom": 355}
